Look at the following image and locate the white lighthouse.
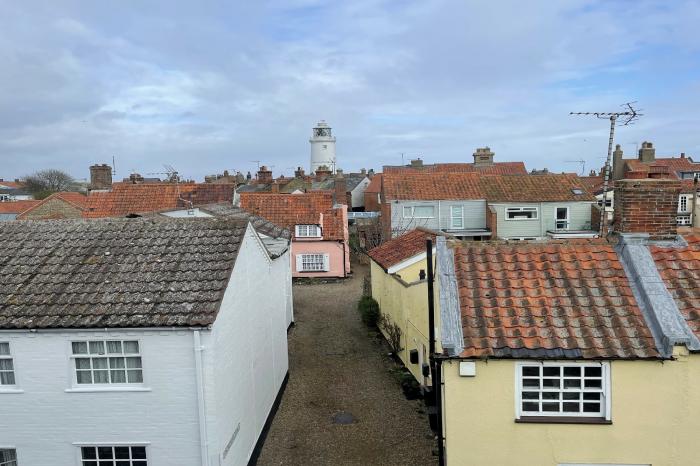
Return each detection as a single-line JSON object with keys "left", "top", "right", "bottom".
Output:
{"left": 309, "top": 120, "right": 336, "bottom": 174}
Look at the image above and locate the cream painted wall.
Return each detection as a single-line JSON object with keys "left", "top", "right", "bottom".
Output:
{"left": 370, "top": 260, "right": 439, "bottom": 384}
{"left": 441, "top": 351, "right": 700, "bottom": 466}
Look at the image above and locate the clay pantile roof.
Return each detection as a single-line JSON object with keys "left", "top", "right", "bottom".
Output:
{"left": 480, "top": 174, "right": 596, "bottom": 202}
{"left": 382, "top": 173, "right": 483, "bottom": 201}
{"left": 578, "top": 176, "right": 607, "bottom": 194}
{"left": 239, "top": 191, "right": 345, "bottom": 240}
{"left": 17, "top": 192, "right": 89, "bottom": 219}
{"left": 382, "top": 173, "right": 594, "bottom": 202}
{"left": 368, "top": 228, "right": 439, "bottom": 271}
{"left": 452, "top": 239, "right": 659, "bottom": 359}
{"left": 0, "top": 200, "right": 41, "bottom": 214}
{"left": 624, "top": 157, "right": 700, "bottom": 177}
{"left": 84, "top": 183, "right": 234, "bottom": 218}
{"left": 0, "top": 217, "right": 248, "bottom": 329}
{"left": 364, "top": 175, "right": 382, "bottom": 193}
{"left": 0, "top": 181, "right": 24, "bottom": 189}
{"left": 650, "top": 236, "right": 700, "bottom": 339}
{"left": 383, "top": 162, "right": 527, "bottom": 175}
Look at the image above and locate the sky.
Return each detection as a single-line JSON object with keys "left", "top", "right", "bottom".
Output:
{"left": 1, "top": 0, "right": 700, "bottom": 182}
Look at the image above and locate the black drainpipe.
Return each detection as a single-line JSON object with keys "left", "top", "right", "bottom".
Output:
{"left": 426, "top": 239, "right": 445, "bottom": 466}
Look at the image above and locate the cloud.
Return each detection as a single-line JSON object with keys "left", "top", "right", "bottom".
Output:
{"left": 1, "top": 0, "right": 700, "bottom": 180}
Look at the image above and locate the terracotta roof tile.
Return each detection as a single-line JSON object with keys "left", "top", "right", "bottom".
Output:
{"left": 452, "top": 239, "right": 659, "bottom": 359}
{"left": 382, "top": 173, "right": 595, "bottom": 202}
{"left": 650, "top": 235, "right": 700, "bottom": 339}
{"left": 624, "top": 157, "right": 700, "bottom": 177}
{"left": 368, "top": 228, "right": 438, "bottom": 271}
{"left": 0, "top": 200, "right": 41, "bottom": 214}
{"left": 0, "top": 181, "right": 24, "bottom": 189}
{"left": 364, "top": 175, "right": 382, "bottom": 193}
{"left": 84, "top": 183, "right": 234, "bottom": 218}
{"left": 239, "top": 192, "right": 345, "bottom": 241}
{"left": 383, "top": 162, "right": 527, "bottom": 175}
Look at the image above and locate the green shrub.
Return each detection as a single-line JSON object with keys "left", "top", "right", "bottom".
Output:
{"left": 357, "top": 295, "right": 380, "bottom": 327}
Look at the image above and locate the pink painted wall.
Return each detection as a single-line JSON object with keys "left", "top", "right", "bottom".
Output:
{"left": 292, "top": 240, "right": 348, "bottom": 278}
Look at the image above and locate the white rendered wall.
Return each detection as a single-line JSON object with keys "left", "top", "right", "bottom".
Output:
{"left": 350, "top": 177, "right": 371, "bottom": 209}
{"left": 310, "top": 139, "right": 336, "bottom": 173}
{"left": 201, "top": 225, "right": 290, "bottom": 466}
{"left": 0, "top": 328, "right": 204, "bottom": 465}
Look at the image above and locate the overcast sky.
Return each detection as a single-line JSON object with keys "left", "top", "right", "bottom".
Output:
{"left": 1, "top": 1, "right": 700, "bottom": 181}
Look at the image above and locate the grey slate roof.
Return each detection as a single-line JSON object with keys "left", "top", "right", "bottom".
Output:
{"left": 0, "top": 217, "right": 248, "bottom": 329}
{"left": 199, "top": 203, "right": 291, "bottom": 240}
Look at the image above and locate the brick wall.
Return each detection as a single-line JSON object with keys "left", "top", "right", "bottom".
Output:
{"left": 485, "top": 205, "right": 498, "bottom": 239}
{"left": 18, "top": 199, "right": 83, "bottom": 220}
{"left": 614, "top": 178, "right": 681, "bottom": 239}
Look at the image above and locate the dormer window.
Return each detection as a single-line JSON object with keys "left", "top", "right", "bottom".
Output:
{"left": 295, "top": 225, "right": 322, "bottom": 238}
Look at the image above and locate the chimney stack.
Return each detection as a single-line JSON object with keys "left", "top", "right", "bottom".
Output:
{"left": 334, "top": 169, "right": 347, "bottom": 205}
{"left": 473, "top": 147, "right": 495, "bottom": 167}
{"left": 271, "top": 181, "right": 280, "bottom": 193}
{"left": 638, "top": 141, "right": 656, "bottom": 163}
{"left": 315, "top": 165, "right": 332, "bottom": 182}
{"left": 294, "top": 166, "right": 306, "bottom": 178}
{"left": 614, "top": 175, "right": 681, "bottom": 239}
{"left": 410, "top": 158, "right": 423, "bottom": 168}
{"left": 257, "top": 166, "right": 273, "bottom": 184}
{"left": 89, "top": 164, "right": 113, "bottom": 190}
{"left": 612, "top": 144, "right": 625, "bottom": 180}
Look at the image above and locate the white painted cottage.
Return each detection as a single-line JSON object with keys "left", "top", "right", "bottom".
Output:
{"left": 0, "top": 216, "right": 293, "bottom": 466}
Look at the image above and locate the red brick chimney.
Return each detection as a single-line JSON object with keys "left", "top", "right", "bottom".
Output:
{"left": 271, "top": 181, "right": 280, "bottom": 193}
{"left": 315, "top": 165, "right": 332, "bottom": 182}
{"left": 89, "top": 164, "right": 113, "bottom": 190}
{"left": 334, "top": 169, "right": 347, "bottom": 205}
{"left": 257, "top": 166, "right": 273, "bottom": 184}
{"left": 614, "top": 176, "right": 681, "bottom": 239}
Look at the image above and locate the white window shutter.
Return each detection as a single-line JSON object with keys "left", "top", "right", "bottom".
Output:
{"left": 295, "top": 254, "right": 303, "bottom": 272}
{"left": 295, "top": 225, "right": 300, "bottom": 237}
{"left": 323, "top": 254, "right": 330, "bottom": 272}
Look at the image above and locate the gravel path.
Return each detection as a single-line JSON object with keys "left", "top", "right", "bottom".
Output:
{"left": 255, "top": 262, "right": 437, "bottom": 466}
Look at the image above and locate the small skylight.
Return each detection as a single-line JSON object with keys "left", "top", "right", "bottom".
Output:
{"left": 572, "top": 188, "right": 584, "bottom": 195}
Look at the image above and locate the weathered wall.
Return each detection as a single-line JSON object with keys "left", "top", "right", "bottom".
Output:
{"left": 351, "top": 177, "right": 371, "bottom": 209}
{"left": 614, "top": 178, "right": 681, "bottom": 239}
{"left": 18, "top": 199, "right": 82, "bottom": 220}
{"left": 203, "top": 225, "right": 290, "bottom": 466}
{"left": 370, "top": 260, "right": 437, "bottom": 385}
{"left": 442, "top": 351, "right": 700, "bottom": 466}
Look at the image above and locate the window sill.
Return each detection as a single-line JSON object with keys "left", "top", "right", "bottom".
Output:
{"left": 0, "top": 388, "right": 24, "bottom": 394}
{"left": 65, "top": 386, "right": 152, "bottom": 393}
{"left": 515, "top": 416, "right": 611, "bottom": 425}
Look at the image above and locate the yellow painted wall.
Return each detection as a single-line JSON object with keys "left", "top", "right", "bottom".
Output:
{"left": 370, "top": 260, "right": 438, "bottom": 384}
{"left": 442, "top": 350, "right": 700, "bottom": 466}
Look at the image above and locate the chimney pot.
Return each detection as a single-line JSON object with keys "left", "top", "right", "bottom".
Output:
{"left": 638, "top": 141, "right": 656, "bottom": 163}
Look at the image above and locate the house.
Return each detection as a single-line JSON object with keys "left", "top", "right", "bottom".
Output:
{"left": 239, "top": 191, "right": 350, "bottom": 278}
{"left": 379, "top": 172, "right": 597, "bottom": 241}
{"left": 0, "top": 179, "right": 33, "bottom": 201}
{"left": 0, "top": 200, "right": 40, "bottom": 221}
{"left": 235, "top": 166, "right": 372, "bottom": 211}
{"left": 363, "top": 174, "right": 382, "bottom": 212}
{"left": 382, "top": 148, "right": 528, "bottom": 175}
{"left": 370, "top": 174, "right": 700, "bottom": 465}
{"left": 84, "top": 183, "right": 235, "bottom": 218}
{"left": 16, "top": 191, "right": 88, "bottom": 220}
{"left": 0, "top": 216, "right": 292, "bottom": 465}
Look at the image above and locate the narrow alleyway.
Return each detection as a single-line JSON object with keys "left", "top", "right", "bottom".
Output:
{"left": 255, "top": 262, "right": 437, "bottom": 466}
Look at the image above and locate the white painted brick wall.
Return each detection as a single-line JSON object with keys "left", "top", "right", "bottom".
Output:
{"left": 0, "top": 224, "right": 291, "bottom": 466}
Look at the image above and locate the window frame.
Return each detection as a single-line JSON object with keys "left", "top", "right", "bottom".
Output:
{"left": 678, "top": 194, "right": 691, "bottom": 213}
{"left": 514, "top": 361, "right": 611, "bottom": 422}
{"left": 69, "top": 340, "right": 144, "bottom": 387}
{"left": 0, "top": 342, "right": 17, "bottom": 389}
{"left": 402, "top": 205, "right": 436, "bottom": 219}
{"left": 505, "top": 206, "right": 539, "bottom": 221}
{"left": 297, "top": 253, "right": 329, "bottom": 272}
{"left": 555, "top": 206, "right": 570, "bottom": 230}
{"left": 76, "top": 444, "right": 149, "bottom": 466}
{"left": 450, "top": 205, "right": 464, "bottom": 229}
{"left": 295, "top": 224, "right": 322, "bottom": 238}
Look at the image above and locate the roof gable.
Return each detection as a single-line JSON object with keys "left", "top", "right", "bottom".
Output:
{"left": 368, "top": 228, "right": 438, "bottom": 271}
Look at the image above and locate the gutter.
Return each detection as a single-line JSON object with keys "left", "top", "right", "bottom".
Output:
{"left": 193, "top": 330, "right": 210, "bottom": 466}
